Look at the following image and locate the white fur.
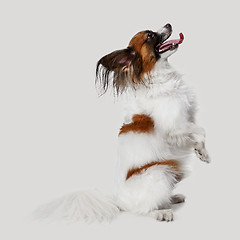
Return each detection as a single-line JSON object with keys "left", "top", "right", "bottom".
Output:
{"left": 35, "top": 39, "right": 209, "bottom": 223}
{"left": 113, "top": 57, "right": 210, "bottom": 218}
{"left": 147, "top": 209, "right": 174, "bottom": 221}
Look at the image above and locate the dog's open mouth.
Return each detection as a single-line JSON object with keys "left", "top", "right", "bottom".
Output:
{"left": 156, "top": 33, "right": 184, "bottom": 54}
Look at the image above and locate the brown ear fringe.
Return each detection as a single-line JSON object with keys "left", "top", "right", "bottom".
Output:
{"left": 95, "top": 47, "right": 143, "bottom": 96}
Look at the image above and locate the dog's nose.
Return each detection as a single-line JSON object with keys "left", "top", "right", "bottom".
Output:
{"left": 164, "top": 23, "right": 172, "bottom": 29}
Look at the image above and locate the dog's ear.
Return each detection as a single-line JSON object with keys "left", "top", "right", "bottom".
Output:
{"left": 98, "top": 48, "right": 137, "bottom": 72}
{"left": 96, "top": 47, "right": 142, "bottom": 95}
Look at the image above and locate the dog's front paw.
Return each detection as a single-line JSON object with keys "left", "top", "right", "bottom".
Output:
{"left": 194, "top": 147, "right": 211, "bottom": 163}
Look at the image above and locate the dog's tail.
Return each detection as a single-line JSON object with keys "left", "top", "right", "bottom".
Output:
{"left": 34, "top": 190, "right": 120, "bottom": 223}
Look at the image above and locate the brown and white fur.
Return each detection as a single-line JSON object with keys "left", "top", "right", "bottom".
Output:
{"left": 35, "top": 24, "right": 210, "bottom": 223}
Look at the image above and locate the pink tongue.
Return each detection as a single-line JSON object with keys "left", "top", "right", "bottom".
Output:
{"left": 159, "top": 33, "right": 184, "bottom": 50}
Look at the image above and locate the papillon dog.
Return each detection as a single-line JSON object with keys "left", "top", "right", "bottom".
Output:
{"left": 35, "top": 23, "right": 210, "bottom": 223}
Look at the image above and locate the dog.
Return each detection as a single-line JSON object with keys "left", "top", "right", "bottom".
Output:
{"left": 35, "top": 23, "right": 210, "bottom": 223}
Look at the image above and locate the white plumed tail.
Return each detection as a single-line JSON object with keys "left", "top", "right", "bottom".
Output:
{"left": 34, "top": 190, "right": 120, "bottom": 223}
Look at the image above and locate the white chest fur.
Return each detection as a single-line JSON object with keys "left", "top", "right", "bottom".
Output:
{"left": 122, "top": 62, "right": 196, "bottom": 132}
{"left": 116, "top": 62, "right": 197, "bottom": 185}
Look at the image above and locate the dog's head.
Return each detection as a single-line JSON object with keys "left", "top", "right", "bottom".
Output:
{"left": 96, "top": 23, "right": 184, "bottom": 95}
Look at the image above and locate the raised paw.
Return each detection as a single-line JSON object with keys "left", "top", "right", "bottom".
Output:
{"left": 195, "top": 147, "right": 210, "bottom": 163}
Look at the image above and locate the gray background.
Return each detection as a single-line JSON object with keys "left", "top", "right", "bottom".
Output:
{"left": 1, "top": 0, "right": 240, "bottom": 239}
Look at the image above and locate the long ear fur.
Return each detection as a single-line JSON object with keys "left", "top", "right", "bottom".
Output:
{"left": 96, "top": 47, "right": 142, "bottom": 95}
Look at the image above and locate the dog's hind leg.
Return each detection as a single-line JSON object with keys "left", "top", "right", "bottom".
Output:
{"left": 147, "top": 209, "right": 174, "bottom": 222}
{"left": 170, "top": 194, "right": 185, "bottom": 204}
{"left": 145, "top": 194, "right": 185, "bottom": 221}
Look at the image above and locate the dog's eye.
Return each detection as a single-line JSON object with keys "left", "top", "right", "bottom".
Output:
{"left": 147, "top": 32, "right": 154, "bottom": 39}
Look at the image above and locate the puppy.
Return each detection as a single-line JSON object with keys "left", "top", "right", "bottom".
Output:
{"left": 35, "top": 23, "right": 210, "bottom": 223}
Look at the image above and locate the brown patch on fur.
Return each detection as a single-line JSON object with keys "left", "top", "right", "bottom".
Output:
{"left": 128, "top": 31, "right": 147, "bottom": 53}
{"left": 119, "top": 114, "right": 154, "bottom": 135}
{"left": 140, "top": 44, "right": 157, "bottom": 75}
{"left": 128, "top": 31, "right": 157, "bottom": 76}
{"left": 126, "top": 160, "right": 182, "bottom": 181}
